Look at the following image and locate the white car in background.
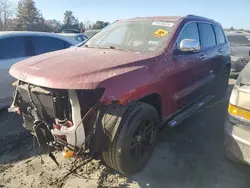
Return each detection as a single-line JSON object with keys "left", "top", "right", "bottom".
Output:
{"left": 0, "top": 31, "right": 80, "bottom": 109}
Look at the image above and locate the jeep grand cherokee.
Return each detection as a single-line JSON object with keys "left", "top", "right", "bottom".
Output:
{"left": 8, "top": 15, "right": 230, "bottom": 175}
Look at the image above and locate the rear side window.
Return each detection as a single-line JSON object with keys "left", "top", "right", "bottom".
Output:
{"left": 214, "top": 25, "right": 226, "bottom": 44}
{"left": 31, "top": 36, "right": 68, "bottom": 55}
{"left": 0, "top": 37, "right": 26, "bottom": 59}
{"left": 199, "top": 23, "right": 216, "bottom": 48}
{"left": 177, "top": 22, "right": 200, "bottom": 46}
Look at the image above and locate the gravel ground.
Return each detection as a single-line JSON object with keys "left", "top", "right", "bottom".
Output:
{"left": 1, "top": 79, "right": 250, "bottom": 188}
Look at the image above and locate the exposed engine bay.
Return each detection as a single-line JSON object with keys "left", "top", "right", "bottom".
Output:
{"left": 9, "top": 80, "right": 126, "bottom": 163}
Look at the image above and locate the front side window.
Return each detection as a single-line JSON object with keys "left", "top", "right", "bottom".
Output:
{"left": 84, "top": 20, "right": 176, "bottom": 53}
{"left": 31, "top": 36, "right": 67, "bottom": 55}
{"left": 214, "top": 25, "right": 226, "bottom": 44}
{"left": 0, "top": 37, "right": 26, "bottom": 59}
{"left": 199, "top": 23, "right": 216, "bottom": 48}
{"left": 177, "top": 22, "right": 200, "bottom": 46}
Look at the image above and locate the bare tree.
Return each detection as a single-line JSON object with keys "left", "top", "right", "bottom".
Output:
{"left": 0, "top": 0, "right": 14, "bottom": 31}
{"left": 83, "top": 20, "right": 93, "bottom": 30}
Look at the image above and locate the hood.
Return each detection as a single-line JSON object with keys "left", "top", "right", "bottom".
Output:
{"left": 9, "top": 47, "right": 156, "bottom": 89}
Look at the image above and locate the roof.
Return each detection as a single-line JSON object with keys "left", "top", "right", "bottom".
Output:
{"left": 0, "top": 31, "right": 80, "bottom": 45}
{"left": 119, "top": 16, "right": 183, "bottom": 22}
{"left": 117, "top": 15, "right": 221, "bottom": 26}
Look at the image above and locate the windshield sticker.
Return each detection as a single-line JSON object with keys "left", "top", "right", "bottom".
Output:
{"left": 152, "top": 21, "right": 174, "bottom": 27}
{"left": 154, "top": 29, "right": 168, "bottom": 37}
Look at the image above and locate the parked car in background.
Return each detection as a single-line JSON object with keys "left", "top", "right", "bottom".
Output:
{"left": 62, "top": 29, "right": 80, "bottom": 34}
{"left": 226, "top": 31, "right": 250, "bottom": 78}
{"left": 74, "top": 30, "right": 100, "bottom": 47}
{"left": 83, "top": 29, "right": 100, "bottom": 38}
{"left": 0, "top": 31, "right": 79, "bottom": 110}
{"left": 9, "top": 15, "right": 230, "bottom": 175}
{"left": 59, "top": 33, "right": 88, "bottom": 43}
{"left": 225, "top": 62, "right": 250, "bottom": 165}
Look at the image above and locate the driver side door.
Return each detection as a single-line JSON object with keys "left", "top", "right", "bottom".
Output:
{"left": 170, "top": 22, "right": 204, "bottom": 111}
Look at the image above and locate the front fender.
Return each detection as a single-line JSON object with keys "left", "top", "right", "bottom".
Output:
{"left": 97, "top": 65, "right": 164, "bottom": 105}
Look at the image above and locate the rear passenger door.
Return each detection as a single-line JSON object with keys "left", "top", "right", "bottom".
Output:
{"left": 30, "top": 36, "right": 71, "bottom": 55}
{"left": 213, "top": 25, "right": 228, "bottom": 71}
{"left": 197, "top": 23, "right": 218, "bottom": 93}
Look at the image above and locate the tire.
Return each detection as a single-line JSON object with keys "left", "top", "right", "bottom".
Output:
{"left": 102, "top": 102, "right": 160, "bottom": 175}
{"left": 215, "top": 67, "right": 230, "bottom": 99}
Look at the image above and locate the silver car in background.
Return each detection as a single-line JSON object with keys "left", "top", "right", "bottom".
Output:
{"left": 0, "top": 31, "right": 80, "bottom": 109}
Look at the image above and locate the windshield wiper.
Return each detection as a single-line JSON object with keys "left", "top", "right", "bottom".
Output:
{"left": 84, "top": 44, "right": 95, "bottom": 48}
{"left": 98, "top": 45, "right": 132, "bottom": 52}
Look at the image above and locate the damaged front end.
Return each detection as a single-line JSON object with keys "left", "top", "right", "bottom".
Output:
{"left": 9, "top": 81, "right": 124, "bottom": 162}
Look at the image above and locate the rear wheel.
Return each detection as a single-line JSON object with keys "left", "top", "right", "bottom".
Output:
{"left": 102, "top": 102, "right": 159, "bottom": 175}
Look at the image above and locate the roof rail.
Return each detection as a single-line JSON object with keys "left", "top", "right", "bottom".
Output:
{"left": 186, "top": 14, "right": 215, "bottom": 22}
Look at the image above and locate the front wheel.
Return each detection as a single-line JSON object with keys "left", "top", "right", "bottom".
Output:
{"left": 102, "top": 102, "right": 159, "bottom": 175}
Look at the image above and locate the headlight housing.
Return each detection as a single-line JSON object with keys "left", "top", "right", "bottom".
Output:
{"left": 228, "top": 86, "right": 250, "bottom": 124}
{"left": 228, "top": 104, "right": 250, "bottom": 121}
{"left": 229, "top": 87, "right": 239, "bottom": 106}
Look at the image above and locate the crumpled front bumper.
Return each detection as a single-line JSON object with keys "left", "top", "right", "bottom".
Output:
{"left": 224, "top": 118, "right": 250, "bottom": 165}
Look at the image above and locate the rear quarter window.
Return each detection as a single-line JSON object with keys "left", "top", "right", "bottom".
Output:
{"left": 214, "top": 25, "right": 226, "bottom": 44}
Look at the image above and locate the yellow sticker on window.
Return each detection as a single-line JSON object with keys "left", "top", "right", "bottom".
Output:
{"left": 154, "top": 29, "right": 168, "bottom": 37}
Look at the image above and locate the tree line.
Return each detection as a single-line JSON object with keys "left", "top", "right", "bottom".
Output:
{"left": 0, "top": 0, "right": 110, "bottom": 32}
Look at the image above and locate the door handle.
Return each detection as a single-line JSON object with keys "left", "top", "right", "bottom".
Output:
{"left": 218, "top": 49, "right": 224, "bottom": 53}
{"left": 200, "top": 54, "right": 207, "bottom": 60}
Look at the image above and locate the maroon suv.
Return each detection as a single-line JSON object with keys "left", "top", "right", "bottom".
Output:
{"left": 9, "top": 15, "right": 230, "bottom": 175}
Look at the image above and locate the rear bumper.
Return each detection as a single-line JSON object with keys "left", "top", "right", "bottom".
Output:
{"left": 224, "top": 118, "right": 250, "bottom": 165}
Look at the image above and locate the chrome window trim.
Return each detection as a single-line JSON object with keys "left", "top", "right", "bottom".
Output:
{"left": 174, "top": 20, "right": 222, "bottom": 52}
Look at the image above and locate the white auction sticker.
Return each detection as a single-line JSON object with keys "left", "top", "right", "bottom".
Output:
{"left": 152, "top": 21, "right": 174, "bottom": 27}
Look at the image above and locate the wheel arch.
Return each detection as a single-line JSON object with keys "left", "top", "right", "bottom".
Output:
{"left": 139, "top": 93, "right": 163, "bottom": 121}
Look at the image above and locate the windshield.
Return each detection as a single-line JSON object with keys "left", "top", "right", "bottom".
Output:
{"left": 227, "top": 35, "right": 250, "bottom": 46}
{"left": 84, "top": 20, "right": 176, "bottom": 53}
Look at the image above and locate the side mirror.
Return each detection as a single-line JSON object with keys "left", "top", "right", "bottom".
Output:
{"left": 179, "top": 39, "right": 200, "bottom": 53}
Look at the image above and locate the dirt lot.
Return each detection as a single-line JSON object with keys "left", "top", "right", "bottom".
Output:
{"left": 1, "top": 79, "right": 250, "bottom": 188}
